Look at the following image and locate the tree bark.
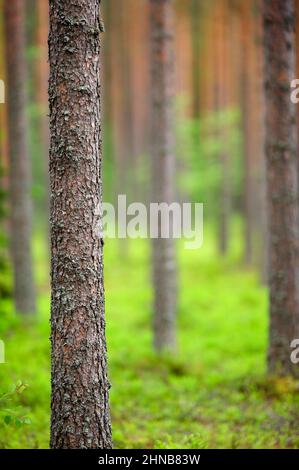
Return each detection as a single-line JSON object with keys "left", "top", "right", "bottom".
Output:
{"left": 241, "top": 1, "right": 255, "bottom": 265}
{"left": 215, "top": 0, "right": 231, "bottom": 255}
{"left": 4, "top": 0, "right": 36, "bottom": 315}
{"left": 263, "top": 0, "right": 299, "bottom": 376}
{"left": 0, "top": 0, "right": 8, "bottom": 178}
{"left": 36, "top": 0, "right": 50, "bottom": 221}
{"left": 190, "top": 0, "right": 201, "bottom": 120}
{"left": 296, "top": 0, "right": 299, "bottom": 153}
{"left": 150, "top": 0, "right": 177, "bottom": 353}
{"left": 49, "top": 0, "right": 112, "bottom": 448}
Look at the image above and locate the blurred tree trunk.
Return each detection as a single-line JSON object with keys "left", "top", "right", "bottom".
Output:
{"left": 215, "top": 0, "right": 231, "bottom": 255}
{"left": 150, "top": 0, "right": 177, "bottom": 353}
{"left": 241, "top": 1, "right": 255, "bottom": 265}
{"left": 107, "top": 0, "right": 122, "bottom": 204}
{"left": 253, "top": 0, "right": 268, "bottom": 283}
{"left": 36, "top": 0, "right": 50, "bottom": 219}
{"left": 4, "top": 0, "right": 36, "bottom": 314}
{"left": 191, "top": 0, "right": 201, "bottom": 119}
{"left": 241, "top": 0, "right": 267, "bottom": 272}
{"left": 109, "top": 0, "right": 133, "bottom": 205}
{"left": 296, "top": 0, "right": 299, "bottom": 147}
{"left": 263, "top": 0, "right": 299, "bottom": 376}
{"left": 49, "top": 0, "right": 112, "bottom": 448}
{"left": 0, "top": 0, "right": 8, "bottom": 180}
{"left": 102, "top": 0, "right": 114, "bottom": 203}
{"left": 118, "top": 0, "right": 134, "bottom": 201}
{"left": 36, "top": 0, "right": 49, "bottom": 158}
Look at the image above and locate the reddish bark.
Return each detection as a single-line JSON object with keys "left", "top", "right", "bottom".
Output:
{"left": 49, "top": 0, "right": 112, "bottom": 447}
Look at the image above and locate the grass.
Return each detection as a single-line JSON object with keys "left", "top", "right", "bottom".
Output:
{"left": 0, "top": 228, "right": 299, "bottom": 449}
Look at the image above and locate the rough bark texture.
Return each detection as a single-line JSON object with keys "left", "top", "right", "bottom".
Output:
{"left": 4, "top": 0, "right": 36, "bottom": 314}
{"left": 150, "top": 0, "right": 177, "bottom": 352}
{"left": 49, "top": 0, "right": 112, "bottom": 448}
{"left": 263, "top": 0, "right": 299, "bottom": 376}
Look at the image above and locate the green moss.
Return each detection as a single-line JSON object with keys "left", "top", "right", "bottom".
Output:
{"left": 0, "top": 230, "right": 298, "bottom": 449}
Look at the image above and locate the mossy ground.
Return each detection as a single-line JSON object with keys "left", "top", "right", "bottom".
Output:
{"left": 0, "top": 230, "right": 298, "bottom": 449}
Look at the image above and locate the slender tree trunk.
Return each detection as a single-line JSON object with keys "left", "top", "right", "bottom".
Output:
{"left": 296, "top": 0, "right": 299, "bottom": 149}
{"left": 241, "top": 1, "right": 255, "bottom": 265}
{"left": 102, "top": 0, "right": 114, "bottom": 203}
{"left": 215, "top": 0, "right": 231, "bottom": 255}
{"left": 36, "top": 0, "right": 50, "bottom": 221}
{"left": 4, "top": 0, "right": 36, "bottom": 315}
{"left": 191, "top": 0, "right": 201, "bottom": 120}
{"left": 119, "top": 0, "right": 134, "bottom": 202}
{"left": 49, "top": 0, "right": 112, "bottom": 448}
{"left": 150, "top": 0, "right": 177, "bottom": 353}
{"left": 36, "top": 0, "right": 50, "bottom": 157}
{"left": 0, "top": 0, "right": 8, "bottom": 178}
{"left": 263, "top": 0, "right": 299, "bottom": 376}
{"left": 253, "top": 0, "right": 268, "bottom": 283}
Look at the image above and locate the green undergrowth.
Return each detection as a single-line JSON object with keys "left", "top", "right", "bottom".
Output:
{"left": 0, "top": 229, "right": 298, "bottom": 448}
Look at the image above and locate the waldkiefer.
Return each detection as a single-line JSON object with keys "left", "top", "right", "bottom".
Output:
{"left": 49, "top": 0, "right": 112, "bottom": 448}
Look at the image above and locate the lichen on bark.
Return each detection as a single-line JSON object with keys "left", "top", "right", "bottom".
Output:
{"left": 49, "top": 0, "right": 112, "bottom": 448}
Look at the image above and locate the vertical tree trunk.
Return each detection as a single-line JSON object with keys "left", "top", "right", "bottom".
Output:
{"left": 295, "top": 0, "right": 299, "bottom": 147}
{"left": 241, "top": 0, "right": 255, "bottom": 265}
{"left": 191, "top": 0, "right": 201, "bottom": 120}
{"left": 150, "top": 0, "right": 177, "bottom": 353}
{"left": 0, "top": 0, "right": 8, "bottom": 178}
{"left": 119, "top": 0, "right": 134, "bottom": 202}
{"left": 102, "top": 0, "right": 114, "bottom": 203}
{"left": 263, "top": 0, "right": 299, "bottom": 376}
{"left": 4, "top": 0, "right": 36, "bottom": 315}
{"left": 215, "top": 0, "right": 231, "bottom": 255}
{"left": 241, "top": 0, "right": 267, "bottom": 271}
{"left": 36, "top": 0, "right": 50, "bottom": 156}
{"left": 252, "top": 0, "right": 268, "bottom": 283}
{"left": 49, "top": 0, "right": 112, "bottom": 448}
{"left": 36, "top": 0, "right": 50, "bottom": 219}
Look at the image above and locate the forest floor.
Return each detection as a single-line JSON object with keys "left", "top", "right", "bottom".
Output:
{"left": 0, "top": 230, "right": 299, "bottom": 449}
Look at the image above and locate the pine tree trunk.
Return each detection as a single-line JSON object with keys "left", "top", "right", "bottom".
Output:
{"left": 0, "top": 0, "right": 8, "bottom": 183}
{"left": 4, "top": 0, "right": 36, "bottom": 315}
{"left": 191, "top": 0, "right": 201, "bottom": 120}
{"left": 49, "top": 0, "right": 112, "bottom": 448}
{"left": 215, "top": 0, "right": 231, "bottom": 255}
{"left": 36, "top": 0, "right": 50, "bottom": 222}
{"left": 296, "top": 0, "right": 299, "bottom": 148}
{"left": 263, "top": 0, "right": 299, "bottom": 376}
{"left": 241, "top": 1, "right": 255, "bottom": 265}
{"left": 150, "top": 0, "right": 177, "bottom": 353}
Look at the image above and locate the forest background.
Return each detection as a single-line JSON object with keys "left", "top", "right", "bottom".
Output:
{"left": 0, "top": 0, "right": 299, "bottom": 449}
